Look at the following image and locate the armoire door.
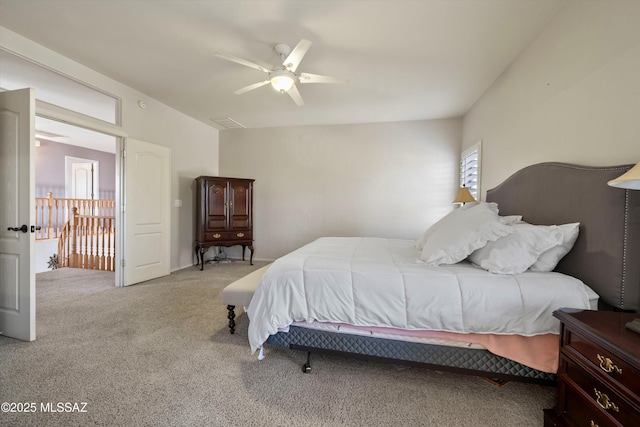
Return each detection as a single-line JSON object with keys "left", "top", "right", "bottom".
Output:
{"left": 229, "top": 181, "right": 251, "bottom": 231}
{"left": 228, "top": 180, "right": 252, "bottom": 231}
{"left": 205, "top": 178, "right": 228, "bottom": 232}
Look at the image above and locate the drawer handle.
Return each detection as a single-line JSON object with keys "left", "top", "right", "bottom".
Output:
{"left": 213, "top": 233, "right": 221, "bottom": 239}
{"left": 597, "top": 354, "right": 622, "bottom": 374}
{"left": 590, "top": 421, "right": 599, "bottom": 427}
{"left": 236, "top": 232, "right": 245, "bottom": 238}
{"left": 594, "top": 388, "right": 619, "bottom": 412}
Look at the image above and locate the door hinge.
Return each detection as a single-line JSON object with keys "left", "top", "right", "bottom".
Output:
{"left": 121, "top": 259, "right": 126, "bottom": 267}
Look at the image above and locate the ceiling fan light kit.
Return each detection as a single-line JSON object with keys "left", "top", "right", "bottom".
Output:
{"left": 269, "top": 69, "right": 295, "bottom": 93}
{"left": 215, "top": 39, "right": 345, "bottom": 106}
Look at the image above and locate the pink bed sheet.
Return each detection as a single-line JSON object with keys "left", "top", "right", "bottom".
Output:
{"left": 421, "top": 330, "right": 559, "bottom": 373}
{"left": 329, "top": 324, "right": 560, "bottom": 373}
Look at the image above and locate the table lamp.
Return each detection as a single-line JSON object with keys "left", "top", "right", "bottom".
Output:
{"left": 608, "top": 162, "right": 640, "bottom": 190}
{"left": 608, "top": 162, "right": 640, "bottom": 331}
{"left": 452, "top": 186, "right": 476, "bottom": 205}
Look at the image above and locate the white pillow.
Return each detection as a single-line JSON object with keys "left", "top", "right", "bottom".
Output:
{"left": 529, "top": 223, "right": 580, "bottom": 272}
{"left": 419, "top": 203, "right": 513, "bottom": 265}
{"left": 415, "top": 202, "right": 499, "bottom": 250}
{"left": 468, "top": 223, "right": 564, "bottom": 274}
{"left": 499, "top": 215, "right": 523, "bottom": 225}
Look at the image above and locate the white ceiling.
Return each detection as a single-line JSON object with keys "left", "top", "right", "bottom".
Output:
{"left": 0, "top": 0, "right": 565, "bottom": 130}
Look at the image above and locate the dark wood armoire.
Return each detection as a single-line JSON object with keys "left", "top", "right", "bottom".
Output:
{"left": 194, "top": 176, "right": 254, "bottom": 270}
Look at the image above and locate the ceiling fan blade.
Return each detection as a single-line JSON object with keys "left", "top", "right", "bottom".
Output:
{"left": 299, "top": 72, "right": 347, "bottom": 84}
{"left": 283, "top": 39, "right": 312, "bottom": 72}
{"left": 234, "top": 80, "right": 270, "bottom": 95}
{"left": 287, "top": 85, "right": 304, "bottom": 106}
{"left": 215, "top": 52, "right": 270, "bottom": 73}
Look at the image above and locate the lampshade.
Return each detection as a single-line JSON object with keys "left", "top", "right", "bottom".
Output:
{"left": 453, "top": 186, "right": 477, "bottom": 204}
{"left": 270, "top": 70, "right": 295, "bottom": 93}
{"left": 608, "top": 162, "right": 640, "bottom": 190}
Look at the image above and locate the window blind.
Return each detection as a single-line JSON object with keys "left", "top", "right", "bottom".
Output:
{"left": 460, "top": 142, "right": 481, "bottom": 199}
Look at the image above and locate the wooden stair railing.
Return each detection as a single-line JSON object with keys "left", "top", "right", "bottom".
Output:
{"left": 57, "top": 221, "right": 72, "bottom": 268}
{"left": 36, "top": 193, "right": 116, "bottom": 240}
{"left": 58, "top": 207, "right": 116, "bottom": 271}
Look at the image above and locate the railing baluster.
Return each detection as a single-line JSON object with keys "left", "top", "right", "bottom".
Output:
{"left": 100, "top": 218, "right": 104, "bottom": 270}
{"left": 46, "top": 192, "right": 53, "bottom": 239}
{"left": 70, "top": 207, "right": 76, "bottom": 268}
{"left": 108, "top": 218, "right": 113, "bottom": 271}
{"left": 35, "top": 198, "right": 42, "bottom": 239}
{"left": 92, "top": 230, "right": 96, "bottom": 270}
{"left": 35, "top": 196, "right": 116, "bottom": 271}
{"left": 83, "top": 216, "right": 88, "bottom": 269}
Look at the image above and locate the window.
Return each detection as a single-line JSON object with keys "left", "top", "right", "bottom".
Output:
{"left": 460, "top": 141, "right": 482, "bottom": 200}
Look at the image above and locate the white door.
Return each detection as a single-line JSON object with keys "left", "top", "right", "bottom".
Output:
{"left": 0, "top": 88, "right": 36, "bottom": 341}
{"left": 72, "top": 163, "right": 92, "bottom": 198}
{"left": 123, "top": 138, "right": 170, "bottom": 286}
{"left": 66, "top": 157, "right": 99, "bottom": 200}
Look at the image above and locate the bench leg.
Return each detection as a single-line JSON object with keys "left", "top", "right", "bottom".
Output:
{"left": 227, "top": 305, "right": 236, "bottom": 334}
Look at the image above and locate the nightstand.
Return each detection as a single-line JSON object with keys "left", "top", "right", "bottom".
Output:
{"left": 544, "top": 308, "right": 640, "bottom": 427}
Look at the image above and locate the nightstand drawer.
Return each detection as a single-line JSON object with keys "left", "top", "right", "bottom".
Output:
{"left": 547, "top": 310, "right": 640, "bottom": 427}
{"left": 566, "top": 330, "right": 640, "bottom": 396}
{"left": 559, "top": 376, "right": 617, "bottom": 427}
{"left": 564, "top": 357, "right": 640, "bottom": 426}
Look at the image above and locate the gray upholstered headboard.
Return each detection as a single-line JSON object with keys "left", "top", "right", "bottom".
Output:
{"left": 486, "top": 163, "right": 640, "bottom": 312}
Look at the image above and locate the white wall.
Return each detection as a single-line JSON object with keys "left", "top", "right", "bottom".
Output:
{"left": 463, "top": 0, "right": 640, "bottom": 194}
{"left": 1, "top": 27, "right": 220, "bottom": 271}
{"left": 35, "top": 240, "right": 58, "bottom": 273}
{"left": 220, "top": 119, "right": 462, "bottom": 260}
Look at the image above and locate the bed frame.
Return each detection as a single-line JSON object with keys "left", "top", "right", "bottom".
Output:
{"left": 265, "top": 163, "right": 640, "bottom": 383}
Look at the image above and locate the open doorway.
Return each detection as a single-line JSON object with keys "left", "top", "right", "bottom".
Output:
{"left": 34, "top": 117, "right": 117, "bottom": 274}
{"left": 1, "top": 48, "right": 121, "bottom": 280}
{"left": 2, "top": 51, "right": 171, "bottom": 341}
{"left": 3, "top": 49, "right": 171, "bottom": 292}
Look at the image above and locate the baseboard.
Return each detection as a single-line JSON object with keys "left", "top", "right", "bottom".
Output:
{"left": 172, "top": 257, "right": 275, "bottom": 273}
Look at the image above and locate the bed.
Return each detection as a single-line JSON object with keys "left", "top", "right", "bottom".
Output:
{"left": 246, "top": 163, "right": 640, "bottom": 384}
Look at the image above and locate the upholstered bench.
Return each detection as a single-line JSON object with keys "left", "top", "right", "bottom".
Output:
{"left": 221, "top": 264, "right": 270, "bottom": 333}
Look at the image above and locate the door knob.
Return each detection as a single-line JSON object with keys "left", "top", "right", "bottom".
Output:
{"left": 7, "top": 225, "right": 28, "bottom": 233}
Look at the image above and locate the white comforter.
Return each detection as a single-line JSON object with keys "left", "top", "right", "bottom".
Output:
{"left": 246, "top": 237, "right": 598, "bottom": 353}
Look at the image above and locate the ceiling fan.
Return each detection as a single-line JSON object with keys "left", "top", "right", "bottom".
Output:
{"left": 215, "top": 39, "right": 345, "bottom": 106}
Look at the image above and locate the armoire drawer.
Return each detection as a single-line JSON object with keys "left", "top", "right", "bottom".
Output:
{"left": 232, "top": 231, "right": 252, "bottom": 240}
{"left": 204, "top": 232, "right": 229, "bottom": 241}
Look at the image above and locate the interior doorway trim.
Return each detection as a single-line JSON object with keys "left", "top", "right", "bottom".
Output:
{"left": 35, "top": 99, "right": 127, "bottom": 286}
{"left": 36, "top": 100, "right": 127, "bottom": 138}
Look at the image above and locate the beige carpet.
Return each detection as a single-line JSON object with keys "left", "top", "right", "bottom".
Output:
{"left": 0, "top": 262, "right": 556, "bottom": 426}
